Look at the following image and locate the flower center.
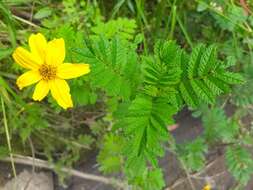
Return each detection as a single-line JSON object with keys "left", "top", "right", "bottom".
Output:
{"left": 39, "top": 64, "right": 57, "bottom": 81}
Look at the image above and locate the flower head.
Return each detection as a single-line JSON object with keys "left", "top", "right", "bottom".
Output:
{"left": 202, "top": 184, "right": 211, "bottom": 190}
{"left": 12, "top": 33, "right": 90, "bottom": 109}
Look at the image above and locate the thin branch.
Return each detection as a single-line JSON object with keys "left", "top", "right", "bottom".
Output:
{"left": 165, "top": 146, "right": 197, "bottom": 190}
{"left": 178, "top": 158, "right": 197, "bottom": 190}
{"left": 28, "top": 137, "right": 35, "bottom": 173}
{"left": 191, "top": 171, "right": 225, "bottom": 180}
{"left": 12, "top": 15, "right": 39, "bottom": 28}
{"left": 165, "top": 157, "right": 223, "bottom": 190}
{"left": 0, "top": 154, "right": 126, "bottom": 189}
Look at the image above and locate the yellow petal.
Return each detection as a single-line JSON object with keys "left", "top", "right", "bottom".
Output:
{"left": 16, "top": 70, "right": 41, "bottom": 90}
{"left": 32, "top": 80, "right": 50, "bottom": 101}
{"left": 45, "top": 38, "right": 65, "bottom": 66}
{"left": 57, "top": 63, "right": 90, "bottom": 79}
{"left": 202, "top": 185, "right": 211, "bottom": 190}
{"left": 12, "top": 47, "right": 42, "bottom": 70}
{"left": 50, "top": 79, "right": 73, "bottom": 109}
{"left": 29, "top": 33, "right": 47, "bottom": 63}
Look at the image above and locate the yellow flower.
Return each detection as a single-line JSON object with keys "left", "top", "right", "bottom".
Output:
{"left": 203, "top": 184, "right": 211, "bottom": 190}
{"left": 12, "top": 33, "right": 90, "bottom": 109}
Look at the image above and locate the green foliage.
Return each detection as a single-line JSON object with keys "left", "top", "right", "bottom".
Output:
{"left": 197, "top": 1, "right": 248, "bottom": 32}
{"left": 62, "top": 0, "right": 89, "bottom": 29}
{"left": 202, "top": 106, "right": 227, "bottom": 142}
{"left": 143, "top": 41, "right": 182, "bottom": 88}
{"left": 202, "top": 107, "right": 239, "bottom": 143}
{"left": 18, "top": 104, "right": 49, "bottom": 142}
{"left": 179, "top": 44, "right": 244, "bottom": 108}
{"left": 0, "top": 146, "right": 8, "bottom": 158}
{"left": 133, "top": 168, "right": 165, "bottom": 190}
{"left": 0, "top": 1, "right": 16, "bottom": 47}
{"left": 199, "top": 105, "right": 253, "bottom": 186}
{"left": 1, "top": 1, "right": 251, "bottom": 189}
{"left": 231, "top": 80, "right": 253, "bottom": 107}
{"left": 212, "top": 5, "right": 248, "bottom": 32}
{"left": 92, "top": 40, "right": 242, "bottom": 189}
{"left": 231, "top": 65, "right": 253, "bottom": 107}
{"left": 97, "top": 134, "right": 124, "bottom": 174}
{"left": 0, "top": 48, "right": 13, "bottom": 60}
{"left": 142, "top": 41, "right": 183, "bottom": 109}
{"left": 79, "top": 36, "right": 140, "bottom": 100}
{"left": 141, "top": 41, "right": 244, "bottom": 112}
{"left": 34, "top": 7, "right": 53, "bottom": 19}
{"left": 178, "top": 138, "right": 208, "bottom": 172}
{"left": 226, "top": 146, "right": 253, "bottom": 185}
{"left": 40, "top": 0, "right": 102, "bottom": 29}
{"left": 91, "top": 18, "right": 137, "bottom": 40}
{"left": 116, "top": 95, "right": 176, "bottom": 169}
{"left": 71, "top": 83, "right": 97, "bottom": 106}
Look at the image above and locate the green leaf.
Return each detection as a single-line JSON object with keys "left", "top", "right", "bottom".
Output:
{"left": 0, "top": 48, "right": 13, "bottom": 60}
{"left": 143, "top": 168, "right": 165, "bottom": 190}
{"left": 91, "top": 18, "right": 137, "bottom": 40}
{"left": 222, "top": 56, "right": 236, "bottom": 69}
{"left": 214, "top": 71, "right": 245, "bottom": 84}
{"left": 203, "top": 77, "right": 223, "bottom": 95}
{"left": 212, "top": 5, "right": 247, "bottom": 31}
{"left": 115, "top": 95, "right": 176, "bottom": 170}
{"left": 71, "top": 84, "right": 97, "bottom": 106}
{"left": 198, "top": 45, "right": 217, "bottom": 76}
{"left": 20, "top": 127, "right": 33, "bottom": 142}
{"left": 178, "top": 44, "right": 241, "bottom": 107}
{"left": 179, "top": 81, "right": 198, "bottom": 108}
{"left": 202, "top": 107, "right": 239, "bottom": 143}
{"left": 179, "top": 138, "right": 208, "bottom": 172}
{"left": 226, "top": 146, "right": 253, "bottom": 185}
{"left": 143, "top": 41, "right": 182, "bottom": 90}
{"left": 188, "top": 44, "right": 204, "bottom": 78}
{"left": 0, "top": 2, "right": 16, "bottom": 47}
{"left": 77, "top": 36, "right": 140, "bottom": 100}
{"left": 197, "top": 2, "right": 208, "bottom": 12}
{"left": 97, "top": 134, "right": 124, "bottom": 174}
{"left": 0, "top": 146, "right": 8, "bottom": 158}
{"left": 155, "top": 40, "right": 179, "bottom": 66}
{"left": 202, "top": 107, "right": 227, "bottom": 142}
{"left": 190, "top": 79, "right": 215, "bottom": 103}
{"left": 34, "top": 7, "right": 53, "bottom": 19}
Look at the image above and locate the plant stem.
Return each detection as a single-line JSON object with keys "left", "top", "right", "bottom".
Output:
{"left": 135, "top": 0, "right": 148, "bottom": 54}
{"left": 1, "top": 96, "right": 17, "bottom": 178}
{"left": 169, "top": 4, "right": 177, "bottom": 40}
{"left": 176, "top": 15, "right": 193, "bottom": 48}
{"left": 12, "top": 15, "right": 39, "bottom": 28}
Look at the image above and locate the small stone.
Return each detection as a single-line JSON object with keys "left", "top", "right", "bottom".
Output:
{"left": 1, "top": 170, "right": 53, "bottom": 190}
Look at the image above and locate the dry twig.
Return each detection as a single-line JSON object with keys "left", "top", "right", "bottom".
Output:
{"left": 0, "top": 154, "right": 126, "bottom": 189}
{"left": 165, "top": 157, "right": 224, "bottom": 190}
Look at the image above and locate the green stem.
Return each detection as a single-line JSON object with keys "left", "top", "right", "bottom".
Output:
{"left": 135, "top": 0, "right": 148, "bottom": 28}
{"left": 167, "top": 0, "right": 177, "bottom": 40}
{"left": 1, "top": 96, "right": 17, "bottom": 178}
{"left": 176, "top": 15, "right": 193, "bottom": 49}
{"left": 135, "top": 0, "right": 148, "bottom": 54}
{"left": 169, "top": 4, "right": 177, "bottom": 40}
